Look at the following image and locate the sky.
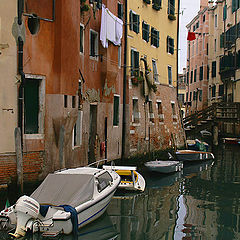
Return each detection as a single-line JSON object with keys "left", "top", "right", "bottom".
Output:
{"left": 178, "top": 0, "right": 200, "bottom": 73}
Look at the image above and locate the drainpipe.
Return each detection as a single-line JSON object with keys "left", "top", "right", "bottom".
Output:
{"left": 17, "top": 0, "right": 25, "bottom": 137}
{"left": 121, "top": 0, "right": 128, "bottom": 161}
{"left": 176, "top": 0, "right": 180, "bottom": 101}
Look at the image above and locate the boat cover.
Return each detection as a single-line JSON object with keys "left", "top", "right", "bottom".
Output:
{"left": 31, "top": 173, "right": 94, "bottom": 207}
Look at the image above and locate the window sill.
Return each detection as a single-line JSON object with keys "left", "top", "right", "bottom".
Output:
{"left": 24, "top": 134, "right": 44, "bottom": 140}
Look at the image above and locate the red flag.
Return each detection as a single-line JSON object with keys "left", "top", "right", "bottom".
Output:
{"left": 187, "top": 32, "right": 196, "bottom": 41}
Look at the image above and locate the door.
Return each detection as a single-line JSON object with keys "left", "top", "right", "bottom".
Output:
{"left": 88, "top": 105, "right": 97, "bottom": 163}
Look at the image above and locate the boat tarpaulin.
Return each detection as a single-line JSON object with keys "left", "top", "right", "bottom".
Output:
{"left": 31, "top": 174, "right": 94, "bottom": 207}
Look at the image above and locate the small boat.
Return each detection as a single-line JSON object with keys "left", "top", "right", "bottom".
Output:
{"left": 175, "top": 150, "right": 215, "bottom": 162}
{"left": 0, "top": 167, "right": 120, "bottom": 238}
{"left": 222, "top": 137, "right": 240, "bottom": 145}
{"left": 144, "top": 160, "right": 183, "bottom": 174}
{"left": 102, "top": 165, "right": 145, "bottom": 192}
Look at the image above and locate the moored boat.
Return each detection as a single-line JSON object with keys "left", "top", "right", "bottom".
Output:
{"left": 0, "top": 167, "right": 120, "bottom": 238}
{"left": 144, "top": 160, "right": 183, "bottom": 174}
{"left": 175, "top": 150, "right": 215, "bottom": 162}
{"left": 102, "top": 165, "right": 145, "bottom": 192}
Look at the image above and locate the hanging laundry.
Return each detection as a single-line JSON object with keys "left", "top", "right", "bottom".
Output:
{"left": 187, "top": 32, "right": 196, "bottom": 41}
{"left": 100, "top": 4, "right": 108, "bottom": 48}
{"left": 106, "top": 9, "right": 116, "bottom": 43}
{"left": 100, "top": 5, "right": 123, "bottom": 48}
{"left": 113, "top": 17, "right": 123, "bottom": 46}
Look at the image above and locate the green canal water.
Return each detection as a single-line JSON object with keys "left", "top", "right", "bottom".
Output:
{"left": 0, "top": 144, "right": 239, "bottom": 240}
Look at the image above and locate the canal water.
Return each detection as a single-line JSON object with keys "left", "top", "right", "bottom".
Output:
{"left": 0, "top": 144, "right": 239, "bottom": 240}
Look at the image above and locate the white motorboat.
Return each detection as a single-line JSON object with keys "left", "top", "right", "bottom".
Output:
{"left": 102, "top": 165, "right": 145, "bottom": 192}
{"left": 0, "top": 167, "right": 120, "bottom": 238}
{"left": 144, "top": 160, "right": 183, "bottom": 174}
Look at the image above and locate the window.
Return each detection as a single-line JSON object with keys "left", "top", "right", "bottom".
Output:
{"left": 89, "top": 0, "right": 102, "bottom": 9}
{"left": 72, "top": 96, "right": 76, "bottom": 108}
{"left": 178, "top": 94, "right": 184, "bottom": 103}
{"left": 132, "top": 98, "right": 140, "bottom": 123}
{"left": 193, "top": 91, "right": 196, "bottom": 101}
{"left": 131, "top": 49, "right": 139, "bottom": 76}
{"left": 73, "top": 111, "right": 83, "bottom": 147}
{"left": 214, "top": 39, "right": 217, "bottom": 52}
{"left": 207, "top": 65, "right": 210, "bottom": 79}
{"left": 199, "top": 66, "right": 203, "bottom": 80}
{"left": 142, "top": 21, "right": 150, "bottom": 42}
{"left": 203, "top": 14, "right": 205, "bottom": 22}
{"left": 215, "top": 14, "right": 217, "bottom": 27}
{"left": 168, "top": 66, "right": 172, "bottom": 85}
{"left": 152, "top": 59, "right": 159, "bottom": 82}
{"left": 167, "top": 36, "right": 174, "bottom": 54}
{"left": 189, "top": 92, "right": 192, "bottom": 101}
{"left": 168, "top": 0, "right": 175, "bottom": 15}
{"left": 190, "top": 70, "right": 193, "bottom": 83}
{"left": 212, "top": 61, "right": 216, "bottom": 78}
{"left": 118, "top": 46, "right": 121, "bottom": 68}
{"left": 90, "top": 29, "right": 98, "bottom": 59}
{"left": 199, "top": 89, "right": 202, "bottom": 101}
{"left": 97, "top": 172, "right": 113, "bottom": 192}
{"left": 206, "top": 43, "right": 208, "bottom": 55}
{"left": 203, "top": 34, "right": 205, "bottom": 49}
{"left": 171, "top": 102, "right": 176, "bottom": 118}
{"left": 24, "top": 77, "right": 44, "bottom": 134}
{"left": 151, "top": 27, "right": 159, "bottom": 48}
{"left": 186, "top": 92, "right": 189, "bottom": 102}
{"left": 219, "top": 84, "right": 224, "bottom": 96}
{"left": 196, "top": 21, "right": 199, "bottom": 29}
{"left": 118, "top": 2, "right": 123, "bottom": 20}
{"left": 157, "top": 101, "right": 164, "bottom": 121}
{"left": 80, "top": 24, "right": 84, "bottom": 54}
{"left": 149, "top": 101, "right": 154, "bottom": 123}
{"left": 64, "top": 95, "right": 68, "bottom": 108}
{"left": 194, "top": 68, "right": 197, "bottom": 82}
{"left": 129, "top": 10, "right": 140, "bottom": 34}
{"left": 187, "top": 71, "right": 189, "bottom": 84}
{"left": 152, "top": 0, "right": 162, "bottom": 10}
{"left": 113, "top": 95, "right": 120, "bottom": 126}
{"left": 212, "top": 85, "right": 216, "bottom": 97}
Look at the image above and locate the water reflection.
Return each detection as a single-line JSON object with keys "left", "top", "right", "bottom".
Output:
{"left": 0, "top": 144, "right": 240, "bottom": 239}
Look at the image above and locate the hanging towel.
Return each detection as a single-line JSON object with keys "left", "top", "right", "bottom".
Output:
{"left": 106, "top": 9, "right": 116, "bottom": 43}
{"left": 113, "top": 17, "right": 123, "bottom": 46}
{"left": 100, "top": 4, "right": 108, "bottom": 48}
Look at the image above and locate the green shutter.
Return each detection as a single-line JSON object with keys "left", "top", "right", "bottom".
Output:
{"left": 129, "top": 10, "right": 133, "bottom": 30}
{"left": 146, "top": 24, "right": 150, "bottom": 42}
{"left": 220, "top": 34, "right": 224, "bottom": 48}
{"left": 131, "top": 49, "right": 134, "bottom": 75}
{"left": 223, "top": 5, "right": 227, "bottom": 20}
{"left": 135, "top": 51, "right": 139, "bottom": 75}
{"left": 136, "top": 15, "right": 140, "bottom": 33}
{"left": 156, "top": 31, "right": 159, "bottom": 48}
{"left": 232, "top": 0, "right": 237, "bottom": 13}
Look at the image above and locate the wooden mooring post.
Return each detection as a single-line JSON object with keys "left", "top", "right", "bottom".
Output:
{"left": 15, "top": 127, "right": 23, "bottom": 193}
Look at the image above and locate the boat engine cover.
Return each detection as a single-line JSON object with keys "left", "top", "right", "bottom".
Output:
{"left": 15, "top": 195, "right": 40, "bottom": 218}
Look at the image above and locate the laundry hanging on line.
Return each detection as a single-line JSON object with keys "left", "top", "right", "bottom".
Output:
{"left": 100, "top": 4, "right": 123, "bottom": 48}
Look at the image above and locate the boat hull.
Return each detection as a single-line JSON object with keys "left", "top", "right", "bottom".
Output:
{"left": 175, "top": 150, "right": 214, "bottom": 162}
{"left": 144, "top": 161, "right": 183, "bottom": 174}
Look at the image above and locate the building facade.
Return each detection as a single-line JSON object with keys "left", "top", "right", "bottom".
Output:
{"left": 178, "top": 68, "right": 187, "bottom": 118}
{"left": 127, "top": 0, "right": 185, "bottom": 154}
{"left": 185, "top": 0, "right": 209, "bottom": 115}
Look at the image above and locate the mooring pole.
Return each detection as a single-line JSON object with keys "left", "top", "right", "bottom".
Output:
{"left": 15, "top": 127, "right": 23, "bottom": 193}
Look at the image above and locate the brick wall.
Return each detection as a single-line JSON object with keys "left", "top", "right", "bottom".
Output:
{"left": 0, "top": 151, "right": 44, "bottom": 185}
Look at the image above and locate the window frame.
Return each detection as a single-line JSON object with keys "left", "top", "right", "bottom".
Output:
{"left": 89, "top": 29, "right": 99, "bottom": 60}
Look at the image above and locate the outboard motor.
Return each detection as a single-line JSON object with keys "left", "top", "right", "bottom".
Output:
{"left": 9, "top": 196, "right": 40, "bottom": 238}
